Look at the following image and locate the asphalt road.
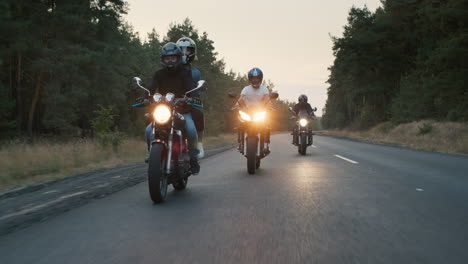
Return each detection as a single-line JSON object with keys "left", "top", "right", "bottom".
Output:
{"left": 1, "top": 134, "right": 467, "bottom": 264}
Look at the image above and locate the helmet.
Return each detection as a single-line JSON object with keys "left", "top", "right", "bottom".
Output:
{"left": 298, "top": 94, "right": 308, "bottom": 103}
{"left": 248, "top": 67, "right": 263, "bottom": 88}
{"left": 176, "top": 37, "right": 197, "bottom": 64}
{"left": 161, "top": 42, "right": 182, "bottom": 69}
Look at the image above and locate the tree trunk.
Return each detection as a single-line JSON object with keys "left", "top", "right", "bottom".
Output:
{"left": 16, "top": 52, "right": 23, "bottom": 136}
{"left": 27, "top": 71, "right": 44, "bottom": 139}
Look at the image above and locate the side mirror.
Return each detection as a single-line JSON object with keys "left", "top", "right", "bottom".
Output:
{"left": 270, "top": 92, "right": 279, "bottom": 100}
{"left": 228, "top": 92, "right": 237, "bottom": 98}
{"left": 288, "top": 106, "right": 296, "bottom": 115}
{"left": 186, "top": 80, "right": 207, "bottom": 96}
{"left": 132, "top": 76, "right": 150, "bottom": 96}
{"left": 196, "top": 80, "right": 207, "bottom": 91}
{"left": 313, "top": 107, "right": 317, "bottom": 112}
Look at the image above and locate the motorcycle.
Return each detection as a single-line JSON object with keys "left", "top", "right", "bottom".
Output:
{"left": 228, "top": 92, "right": 279, "bottom": 174}
{"left": 132, "top": 77, "right": 206, "bottom": 203}
{"left": 289, "top": 106, "right": 316, "bottom": 155}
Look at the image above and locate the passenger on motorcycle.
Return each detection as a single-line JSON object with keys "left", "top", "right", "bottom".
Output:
{"left": 176, "top": 37, "right": 205, "bottom": 159}
{"left": 291, "top": 94, "right": 315, "bottom": 144}
{"left": 143, "top": 42, "right": 200, "bottom": 174}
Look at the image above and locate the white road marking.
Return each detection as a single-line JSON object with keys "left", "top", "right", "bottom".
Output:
{"left": 0, "top": 191, "right": 88, "bottom": 221}
{"left": 42, "top": 190, "right": 59, "bottom": 194}
{"left": 311, "top": 145, "right": 317, "bottom": 148}
{"left": 111, "top": 175, "right": 121, "bottom": 179}
{"left": 334, "top": 155, "right": 358, "bottom": 164}
{"left": 93, "top": 183, "right": 110, "bottom": 188}
{"left": 416, "top": 188, "right": 424, "bottom": 192}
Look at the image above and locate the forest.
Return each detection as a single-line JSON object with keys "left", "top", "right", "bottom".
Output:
{"left": 322, "top": 0, "right": 468, "bottom": 129}
{"left": 0, "top": 0, "right": 293, "bottom": 140}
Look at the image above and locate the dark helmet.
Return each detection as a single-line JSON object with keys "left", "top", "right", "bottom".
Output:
{"left": 176, "top": 37, "right": 197, "bottom": 64}
{"left": 248, "top": 67, "right": 263, "bottom": 88}
{"left": 160, "top": 42, "right": 182, "bottom": 69}
{"left": 298, "top": 94, "right": 308, "bottom": 103}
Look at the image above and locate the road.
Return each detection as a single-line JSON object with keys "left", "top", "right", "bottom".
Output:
{"left": 1, "top": 134, "right": 467, "bottom": 264}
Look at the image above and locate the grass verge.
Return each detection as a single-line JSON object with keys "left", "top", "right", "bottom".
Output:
{"left": 321, "top": 120, "right": 468, "bottom": 154}
{"left": 0, "top": 134, "right": 236, "bottom": 192}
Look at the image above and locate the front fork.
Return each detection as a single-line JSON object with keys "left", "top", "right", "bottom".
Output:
{"left": 165, "top": 116, "right": 176, "bottom": 175}
{"left": 238, "top": 126, "right": 270, "bottom": 157}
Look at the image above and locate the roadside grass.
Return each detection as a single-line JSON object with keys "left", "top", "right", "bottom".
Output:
{"left": 0, "top": 134, "right": 236, "bottom": 192}
{"left": 322, "top": 120, "right": 468, "bottom": 154}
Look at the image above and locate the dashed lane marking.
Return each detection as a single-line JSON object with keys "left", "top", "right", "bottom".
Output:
{"left": 334, "top": 155, "right": 358, "bottom": 164}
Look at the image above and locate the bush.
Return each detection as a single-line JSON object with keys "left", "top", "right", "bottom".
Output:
{"left": 418, "top": 123, "right": 433, "bottom": 135}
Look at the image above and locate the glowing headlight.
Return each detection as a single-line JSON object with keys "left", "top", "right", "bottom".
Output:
{"left": 153, "top": 93, "right": 163, "bottom": 103}
{"left": 299, "top": 119, "right": 308, "bottom": 127}
{"left": 165, "top": 93, "right": 175, "bottom": 103}
{"left": 153, "top": 105, "right": 171, "bottom": 124}
{"left": 239, "top": 111, "right": 251, "bottom": 121}
{"left": 253, "top": 111, "right": 266, "bottom": 121}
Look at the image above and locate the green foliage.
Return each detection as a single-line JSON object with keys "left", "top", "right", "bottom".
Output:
{"left": 91, "top": 105, "right": 121, "bottom": 150}
{"left": 0, "top": 3, "right": 289, "bottom": 140}
{"left": 418, "top": 123, "right": 433, "bottom": 135}
{"left": 323, "top": 0, "right": 468, "bottom": 129}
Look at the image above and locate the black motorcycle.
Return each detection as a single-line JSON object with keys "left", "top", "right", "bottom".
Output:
{"left": 289, "top": 106, "right": 316, "bottom": 155}
{"left": 228, "top": 92, "right": 279, "bottom": 174}
{"left": 132, "top": 77, "right": 206, "bottom": 203}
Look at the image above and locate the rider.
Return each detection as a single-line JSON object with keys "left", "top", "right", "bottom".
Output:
{"left": 292, "top": 94, "right": 315, "bottom": 117}
{"left": 236, "top": 67, "right": 271, "bottom": 150}
{"left": 176, "top": 37, "right": 205, "bottom": 159}
{"left": 143, "top": 42, "right": 200, "bottom": 174}
{"left": 291, "top": 94, "right": 315, "bottom": 144}
{"left": 237, "top": 67, "right": 270, "bottom": 108}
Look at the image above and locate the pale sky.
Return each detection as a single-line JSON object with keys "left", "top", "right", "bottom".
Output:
{"left": 124, "top": 0, "right": 382, "bottom": 115}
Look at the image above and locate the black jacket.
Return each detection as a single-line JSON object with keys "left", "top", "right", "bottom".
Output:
{"left": 293, "top": 102, "right": 315, "bottom": 116}
{"left": 147, "top": 67, "right": 193, "bottom": 98}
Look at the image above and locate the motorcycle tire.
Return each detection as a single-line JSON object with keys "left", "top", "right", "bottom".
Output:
{"left": 299, "top": 134, "right": 307, "bottom": 155}
{"left": 148, "top": 144, "right": 168, "bottom": 203}
{"left": 247, "top": 137, "right": 257, "bottom": 174}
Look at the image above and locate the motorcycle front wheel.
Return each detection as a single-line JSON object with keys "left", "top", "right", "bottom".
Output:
{"left": 246, "top": 137, "right": 257, "bottom": 174}
{"left": 148, "top": 144, "right": 168, "bottom": 203}
{"left": 299, "top": 134, "right": 307, "bottom": 155}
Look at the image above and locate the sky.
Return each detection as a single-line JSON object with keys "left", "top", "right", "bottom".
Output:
{"left": 124, "top": 0, "right": 382, "bottom": 116}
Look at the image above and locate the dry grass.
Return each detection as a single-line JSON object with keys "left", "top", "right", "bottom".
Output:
{"left": 322, "top": 120, "right": 468, "bottom": 154}
{"left": 0, "top": 138, "right": 147, "bottom": 191}
{"left": 0, "top": 134, "right": 237, "bottom": 192}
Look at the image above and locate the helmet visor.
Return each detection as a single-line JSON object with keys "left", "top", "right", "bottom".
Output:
{"left": 162, "top": 55, "right": 180, "bottom": 64}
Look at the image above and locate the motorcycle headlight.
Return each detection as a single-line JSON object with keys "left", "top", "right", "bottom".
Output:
{"left": 299, "top": 119, "right": 308, "bottom": 127}
{"left": 165, "top": 93, "right": 175, "bottom": 103}
{"left": 239, "top": 110, "right": 251, "bottom": 121}
{"left": 153, "top": 93, "right": 163, "bottom": 103}
{"left": 253, "top": 111, "right": 266, "bottom": 121}
{"left": 153, "top": 105, "right": 172, "bottom": 124}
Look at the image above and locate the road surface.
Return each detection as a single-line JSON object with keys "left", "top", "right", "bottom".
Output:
{"left": 1, "top": 134, "right": 467, "bottom": 263}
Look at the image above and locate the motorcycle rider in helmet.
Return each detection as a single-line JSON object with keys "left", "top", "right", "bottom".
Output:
{"left": 237, "top": 67, "right": 270, "bottom": 108}
{"left": 236, "top": 67, "right": 272, "bottom": 150}
{"left": 142, "top": 42, "right": 200, "bottom": 174}
{"left": 291, "top": 94, "right": 315, "bottom": 144}
{"left": 176, "top": 37, "right": 205, "bottom": 159}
